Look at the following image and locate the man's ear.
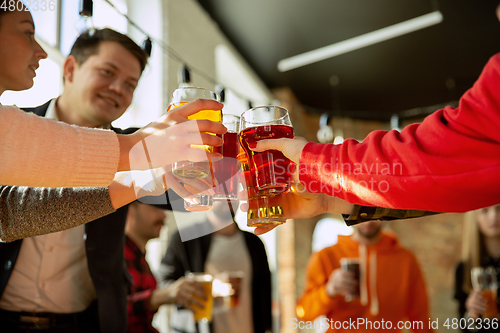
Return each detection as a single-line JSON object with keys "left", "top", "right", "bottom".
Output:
{"left": 63, "top": 56, "right": 78, "bottom": 83}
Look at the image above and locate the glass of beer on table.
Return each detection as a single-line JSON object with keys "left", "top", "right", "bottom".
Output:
{"left": 471, "top": 266, "right": 499, "bottom": 318}
{"left": 186, "top": 272, "right": 214, "bottom": 322}
{"left": 167, "top": 87, "right": 222, "bottom": 211}
{"left": 238, "top": 106, "right": 294, "bottom": 227}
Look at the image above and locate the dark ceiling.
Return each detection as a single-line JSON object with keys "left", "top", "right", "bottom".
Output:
{"left": 197, "top": 0, "right": 500, "bottom": 121}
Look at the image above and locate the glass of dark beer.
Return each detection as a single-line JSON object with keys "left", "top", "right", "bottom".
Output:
{"left": 340, "top": 257, "right": 360, "bottom": 302}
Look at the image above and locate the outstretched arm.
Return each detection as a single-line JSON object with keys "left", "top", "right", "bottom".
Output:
{"left": 1, "top": 100, "right": 226, "bottom": 188}
{"left": 251, "top": 54, "right": 500, "bottom": 213}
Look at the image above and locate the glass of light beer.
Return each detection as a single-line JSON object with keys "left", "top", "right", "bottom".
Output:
{"left": 340, "top": 257, "right": 361, "bottom": 302}
{"left": 471, "top": 266, "right": 498, "bottom": 318}
{"left": 239, "top": 106, "right": 294, "bottom": 196}
{"left": 213, "top": 114, "right": 240, "bottom": 200}
{"left": 186, "top": 272, "right": 214, "bottom": 323}
{"left": 167, "top": 87, "right": 222, "bottom": 211}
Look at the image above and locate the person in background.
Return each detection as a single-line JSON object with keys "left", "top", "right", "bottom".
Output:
{"left": 125, "top": 201, "right": 206, "bottom": 333}
{"left": 0, "top": 6, "right": 223, "bottom": 243}
{"left": 297, "top": 220, "right": 433, "bottom": 333}
{"left": 0, "top": 25, "right": 216, "bottom": 332}
{"left": 159, "top": 200, "right": 272, "bottom": 333}
{"left": 454, "top": 204, "right": 500, "bottom": 332}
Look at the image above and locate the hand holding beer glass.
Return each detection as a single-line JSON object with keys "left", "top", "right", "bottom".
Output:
{"left": 327, "top": 258, "right": 360, "bottom": 302}
{"left": 167, "top": 87, "right": 222, "bottom": 211}
{"left": 471, "top": 266, "right": 499, "bottom": 318}
{"left": 238, "top": 106, "right": 294, "bottom": 227}
{"left": 185, "top": 272, "right": 214, "bottom": 323}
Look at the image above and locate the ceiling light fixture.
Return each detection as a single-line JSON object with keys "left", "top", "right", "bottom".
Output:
{"left": 277, "top": 11, "right": 443, "bottom": 72}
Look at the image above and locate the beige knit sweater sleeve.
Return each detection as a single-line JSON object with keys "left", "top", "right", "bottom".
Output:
{"left": 0, "top": 105, "right": 119, "bottom": 188}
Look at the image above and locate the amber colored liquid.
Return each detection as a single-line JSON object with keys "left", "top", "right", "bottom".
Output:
{"left": 167, "top": 102, "right": 222, "bottom": 179}
{"left": 167, "top": 101, "right": 222, "bottom": 122}
{"left": 212, "top": 132, "right": 239, "bottom": 198}
{"left": 238, "top": 148, "right": 286, "bottom": 227}
{"left": 239, "top": 124, "right": 294, "bottom": 196}
{"left": 228, "top": 276, "right": 242, "bottom": 307}
{"left": 191, "top": 280, "right": 214, "bottom": 322}
{"left": 482, "top": 289, "right": 498, "bottom": 318}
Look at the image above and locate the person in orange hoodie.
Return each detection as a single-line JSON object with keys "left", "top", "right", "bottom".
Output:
{"left": 296, "top": 221, "right": 433, "bottom": 332}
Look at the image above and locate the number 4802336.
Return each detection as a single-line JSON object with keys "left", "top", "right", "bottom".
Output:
{"left": 0, "top": 0, "right": 56, "bottom": 11}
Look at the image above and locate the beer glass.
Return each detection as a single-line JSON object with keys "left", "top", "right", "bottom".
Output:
{"left": 186, "top": 272, "right": 214, "bottom": 322}
{"left": 238, "top": 146, "right": 286, "bottom": 227}
{"left": 212, "top": 271, "right": 244, "bottom": 309}
{"left": 239, "top": 106, "right": 294, "bottom": 196}
{"left": 340, "top": 257, "right": 361, "bottom": 302}
{"left": 167, "top": 87, "right": 222, "bottom": 211}
{"left": 471, "top": 266, "right": 499, "bottom": 318}
{"left": 213, "top": 114, "right": 240, "bottom": 200}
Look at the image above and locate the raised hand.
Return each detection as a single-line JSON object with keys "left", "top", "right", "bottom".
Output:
{"left": 118, "top": 99, "right": 227, "bottom": 171}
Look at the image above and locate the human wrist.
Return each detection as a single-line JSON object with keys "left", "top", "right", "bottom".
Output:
{"left": 149, "top": 288, "right": 172, "bottom": 311}
{"left": 117, "top": 134, "right": 134, "bottom": 171}
{"left": 327, "top": 196, "right": 354, "bottom": 215}
{"left": 325, "top": 282, "right": 337, "bottom": 298}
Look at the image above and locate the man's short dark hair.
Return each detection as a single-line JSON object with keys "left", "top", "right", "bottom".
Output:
{"left": 69, "top": 28, "right": 148, "bottom": 73}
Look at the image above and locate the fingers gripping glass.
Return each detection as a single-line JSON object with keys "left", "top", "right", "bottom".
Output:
{"left": 238, "top": 106, "right": 294, "bottom": 227}
{"left": 471, "top": 266, "right": 499, "bottom": 318}
{"left": 167, "top": 87, "right": 222, "bottom": 211}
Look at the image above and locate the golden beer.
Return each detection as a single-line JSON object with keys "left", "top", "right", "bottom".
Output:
{"left": 187, "top": 273, "right": 214, "bottom": 322}
{"left": 238, "top": 147, "right": 286, "bottom": 227}
{"left": 167, "top": 101, "right": 222, "bottom": 180}
{"left": 483, "top": 289, "right": 498, "bottom": 318}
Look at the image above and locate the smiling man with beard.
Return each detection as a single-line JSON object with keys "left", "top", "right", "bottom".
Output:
{"left": 297, "top": 220, "right": 433, "bottom": 332}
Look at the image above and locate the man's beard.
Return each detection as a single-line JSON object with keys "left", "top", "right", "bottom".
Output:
{"left": 357, "top": 226, "right": 382, "bottom": 239}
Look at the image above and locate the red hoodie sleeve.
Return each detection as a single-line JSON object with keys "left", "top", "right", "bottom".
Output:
{"left": 299, "top": 53, "right": 500, "bottom": 213}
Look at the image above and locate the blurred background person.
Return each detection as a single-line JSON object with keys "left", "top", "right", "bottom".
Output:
{"left": 296, "top": 220, "right": 433, "bottom": 332}
{"left": 125, "top": 201, "right": 207, "bottom": 333}
{"left": 454, "top": 204, "right": 500, "bottom": 331}
{"left": 159, "top": 200, "right": 272, "bottom": 333}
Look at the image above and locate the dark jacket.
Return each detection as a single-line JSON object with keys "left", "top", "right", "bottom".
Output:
{"left": 160, "top": 222, "right": 272, "bottom": 333}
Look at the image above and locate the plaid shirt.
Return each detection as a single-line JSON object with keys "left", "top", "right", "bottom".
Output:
{"left": 343, "top": 205, "right": 439, "bottom": 226}
{"left": 125, "top": 236, "right": 158, "bottom": 333}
